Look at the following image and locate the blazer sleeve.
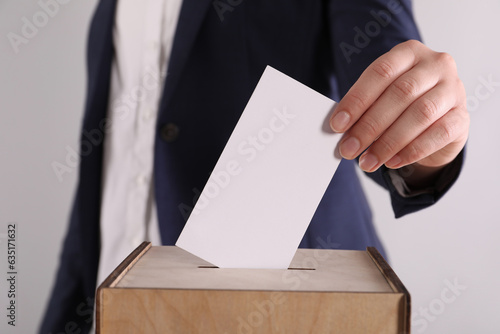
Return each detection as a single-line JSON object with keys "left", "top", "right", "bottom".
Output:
{"left": 38, "top": 195, "right": 94, "bottom": 334}
{"left": 327, "top": 0, "right": 464, "bottom": 217}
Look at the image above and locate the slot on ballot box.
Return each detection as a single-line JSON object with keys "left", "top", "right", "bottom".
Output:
{"left": 96, "top": 242, "right": 410, "bottom": 333}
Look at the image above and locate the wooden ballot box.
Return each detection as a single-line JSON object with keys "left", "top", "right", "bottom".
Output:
{"left": 96, "top": 242, "right": 410, "bottom": 333}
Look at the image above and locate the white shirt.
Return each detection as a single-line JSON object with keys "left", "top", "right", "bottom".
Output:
{"left": 96, "top": 0, "right": 183, "bottom": 291}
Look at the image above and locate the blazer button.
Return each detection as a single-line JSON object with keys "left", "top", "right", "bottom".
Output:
{"left": 161, "top": 123, "right": 180, "bottom": 142}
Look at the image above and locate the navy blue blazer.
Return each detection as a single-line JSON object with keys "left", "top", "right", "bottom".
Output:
{"left": 40, "top": 1, "right": 461, "bottom": 333}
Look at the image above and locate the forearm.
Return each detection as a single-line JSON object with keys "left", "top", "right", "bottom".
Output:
{"left": 399, "top": 162, "right": 446, "bottom": 190}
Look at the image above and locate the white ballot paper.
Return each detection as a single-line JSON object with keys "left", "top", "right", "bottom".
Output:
{"left": 176, "top": 66, "right": 342, "bottom": 269}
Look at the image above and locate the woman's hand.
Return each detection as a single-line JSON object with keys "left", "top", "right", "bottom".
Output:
{"left": 330, "top": 40, "right": 469, "bottom": 182}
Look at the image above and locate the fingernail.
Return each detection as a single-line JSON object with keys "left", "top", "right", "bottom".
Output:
{"left": 330, "top": 111, "right": 350, "bottom": 132}
{"left": 339, "top": 137, "right": 360, "bottom": 159}
{"left": 360, "top": 153, "right": 379, "bottom": 172}
{"left": 385, "top": 155, "right": 402, "bottom": 168}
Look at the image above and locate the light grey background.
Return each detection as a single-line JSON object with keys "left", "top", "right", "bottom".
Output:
{"left": 0, "top": 0, "right": 498, "bottom": 333}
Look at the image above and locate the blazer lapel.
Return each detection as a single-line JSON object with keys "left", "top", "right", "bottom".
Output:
{"left": 159, "top": 0, "right": 214, "bottom": 112}
{"left": 79, "top": 0, "right": 118, "bottom": 294}
{"left": 84, "top": 0, "right": 118, "bottom": 127}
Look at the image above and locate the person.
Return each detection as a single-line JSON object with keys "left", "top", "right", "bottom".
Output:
{"left": 40, "top": 0, "right": 469, "bottom": 333}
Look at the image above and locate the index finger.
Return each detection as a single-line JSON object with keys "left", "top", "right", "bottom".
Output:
{"left": 329, "top": 40, "right": 423, "bottom": 133}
